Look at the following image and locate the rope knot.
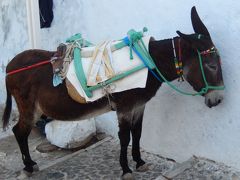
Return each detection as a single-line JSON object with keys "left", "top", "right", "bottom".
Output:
{"left": 127, "top": 28, "right": 147, "bottom": 60}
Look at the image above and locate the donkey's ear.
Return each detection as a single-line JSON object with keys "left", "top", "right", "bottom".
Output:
{"left": 191, "top": 6, "right": 210, "bottom": 37}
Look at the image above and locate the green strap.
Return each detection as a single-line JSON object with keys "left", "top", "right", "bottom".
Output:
{"left": 66, "top": 33, "right": 82, "bottom": 43}
{"left": 114, "top": 41, "right": 128, "bottom": 50}
{"left": 66, "top": 33, "right": 93, "bottom": 47}
{"left": 87, "top": 64, "right": 145, "bottom": 91}
{"left": 133, "top": 40, "right": 155, "bottom": 69}
{"left": 66, "top": 34, "right": 94, "bottom": 97}
{"left": 73, "top": 46, "right": 93, "bottom": 97}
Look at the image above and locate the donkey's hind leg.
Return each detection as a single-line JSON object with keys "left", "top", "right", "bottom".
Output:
{"left": 12, "top": 93, "right": 40, "bottom": 175}
{"left": 12, "top": 119, "right": 38, "bottom": 175}
{"left": 131, "top": 106, "right": 149, "bottom": 172}
{"left": 10, "top": 83, "right": 42, "bottom": 175}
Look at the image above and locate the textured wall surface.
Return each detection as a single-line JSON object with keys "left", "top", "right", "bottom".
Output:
{"left": 1, "top": 0, "right": 240, "bottom": 169}
{"left": 0, "top": 0, "right": 29, "bottom": 102}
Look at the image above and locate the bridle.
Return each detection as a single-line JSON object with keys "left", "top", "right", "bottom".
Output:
{"left": 171, "top": 34, "right": 225, "bottom": 95}
{"left": 196, "top": 45, "right": 225, "bottom": 94}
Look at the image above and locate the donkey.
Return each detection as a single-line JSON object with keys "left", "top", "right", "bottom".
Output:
{"left": 2, "top": 7, "right": 224, "bottom": 179}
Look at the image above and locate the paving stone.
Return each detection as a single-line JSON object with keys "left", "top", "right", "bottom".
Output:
{"left": 36, "top": 141, "right": 59, "bottom": 153}
{"left": 155, "top": 176, "right": 168, "bottom": 180}
{"left": 163, "top": 157, "right": 194, "bottom": 178}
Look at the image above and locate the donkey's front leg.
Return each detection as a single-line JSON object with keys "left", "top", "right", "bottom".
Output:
{"left": 117, "top": 113, "right": 134, "bottom": 179}
{"left": 131, "top": 106, "right": 148, "bottom": 172}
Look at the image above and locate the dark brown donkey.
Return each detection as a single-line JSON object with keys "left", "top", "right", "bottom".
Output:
{"left": 2, "top": 7, "right": 224, "bottom": 179}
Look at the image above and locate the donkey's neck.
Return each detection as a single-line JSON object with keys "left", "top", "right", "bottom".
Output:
{"left": 131, "top": 37, "right": 190, "bottom": 101}
{"left": 149, "top": 38, "right": 180, "bottom": 82}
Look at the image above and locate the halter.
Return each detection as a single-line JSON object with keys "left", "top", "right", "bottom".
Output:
{"left": 200, "top": 46, "right": 216, "bottom": 55}
{"left": 194, "top": 34, "right": 225, "bottom": 94}
{"left": 169, "top": 35, "right": 225, "bottom": 95}
{"left": 196, "top": 46, "right": 225, "bottom": 94}
{"left": 170, "top": 34, "right": 225, "bottom": 94}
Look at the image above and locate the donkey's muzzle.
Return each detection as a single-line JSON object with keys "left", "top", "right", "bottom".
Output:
{"left": 205, "top": 90, "right": 224, "bottom": 108}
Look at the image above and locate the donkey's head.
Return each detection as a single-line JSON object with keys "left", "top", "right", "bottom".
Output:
{"left": 177, "top": 7, "right": 224, "bottom": 108}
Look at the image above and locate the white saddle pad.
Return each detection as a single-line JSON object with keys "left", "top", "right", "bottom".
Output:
{"left": 66, "top": 36, "right": 150, "bottom": 102}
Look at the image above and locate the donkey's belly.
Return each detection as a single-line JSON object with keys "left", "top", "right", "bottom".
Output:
{"left": 39, "top": 102, "right": 113, "bottom": 121}
{"left": 37, "top": 86, "right": 113, "bottom": 121}
{"left": 76, "top": 104, "right": 112, "bottom": 120}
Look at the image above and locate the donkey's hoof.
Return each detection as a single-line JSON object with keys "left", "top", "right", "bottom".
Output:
{"left": 33, "top": 164, "right": 39, "bottom": 172}
{"left": 16, "top": 170, "right": 32, "bottom": 179}
{"left": 122, "top": 173, "right": 135, "bottom": 180}
{"left": 137, "top": 163, "right": 149, "bottom": 172}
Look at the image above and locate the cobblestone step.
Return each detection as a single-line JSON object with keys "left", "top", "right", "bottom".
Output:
{"left": 30, "top": 138, "right": 176, "bottom": 180}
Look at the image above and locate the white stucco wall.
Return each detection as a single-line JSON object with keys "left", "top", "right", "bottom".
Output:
{"left": 1, "top": 0, "right": 240, "bottom": 170}
{"left": 0, "top": 0, "right": 29, "bottom": 103}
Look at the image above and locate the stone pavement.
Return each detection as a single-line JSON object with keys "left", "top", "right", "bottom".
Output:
{"left": 29, "top": 137, "right": 240, "bottom": 180}
{"left": 1, "top": 130, "right": 240, "bottom": 180}
{"left": 0, "top": 128, "right": 74, "bottom": 180}
{"left": 30, "top": 137, "right": 176, "bottom": 180}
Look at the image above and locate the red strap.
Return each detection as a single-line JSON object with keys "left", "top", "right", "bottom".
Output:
{"left": 7, "top": 60, "right": 51, "bottom": 76}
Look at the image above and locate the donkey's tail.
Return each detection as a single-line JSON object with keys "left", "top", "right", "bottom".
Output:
{"left": 2, "top": 84, "right": 12, "bottom": 130}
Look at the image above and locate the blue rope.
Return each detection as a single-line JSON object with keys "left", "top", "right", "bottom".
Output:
{"left": 123, "top": 37, "right": 163, "bottom": 82}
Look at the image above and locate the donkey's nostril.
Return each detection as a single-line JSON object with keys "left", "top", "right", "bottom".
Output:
{"left": 205, "top": 91, "right": 224, "bottom": 108}
{"left": 208, "top": 99, "right": 211, "bottom": 105}
{"left": 207, "top": 99, "right": 212, "bottom": 108}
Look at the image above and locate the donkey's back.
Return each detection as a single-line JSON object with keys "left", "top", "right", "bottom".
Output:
{"left": 4, "top": 49, "right": 116, "bottom": 129}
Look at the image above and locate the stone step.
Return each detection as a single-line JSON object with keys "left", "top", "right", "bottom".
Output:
{"left": 156, "top": 156, "right": 240, "bottom": 180}
{"left": 30, "top": 138, "right": 176, "bottom": 180}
